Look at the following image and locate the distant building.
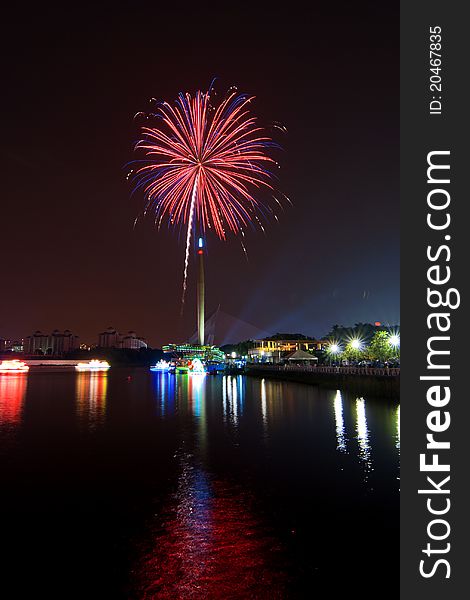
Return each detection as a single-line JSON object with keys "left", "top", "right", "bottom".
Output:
{"left": 24, "top": 330, "right": 78, "bottom": 355}
{"left": 0, "top": 338, "right": 23, "bottom": 353}
{"left": 248, "top": 337, "right": 325, "bottom": 364}
{"left": 51, "top": 330, "right": 78, "bottom": 355}
{"left": 121, "top": 331, "right": 147, "bottom": 350}
{"left": 98, "top": 327, "right": 121, "bottom": 348}
{"left": 9, "top": 340, "right": 24, "bottom": 352}
{"left": 98, "top": 327, "right": 147, "bottom": 350}
{"left": 24, "top": 331, "right": 48, "bottom": 355}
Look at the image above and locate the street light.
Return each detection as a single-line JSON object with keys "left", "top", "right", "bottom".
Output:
{"left": 350, "top": 338, "right": 362, "bottom": 350}
{"left": 389, "top": 334, "right": 400, "bottom": 348}
{"left": 327, "top": 342, "right": 342, "bottom": 366}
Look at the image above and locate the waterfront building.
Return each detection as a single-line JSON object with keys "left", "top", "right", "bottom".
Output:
{"left": 24, "top": 331, "right": 48, "bottom": 354}
{"left": 248, "top": 337, "right": 324, "bottom": 364}
{"left": 24, "top": 330, "right": 78, "bottom": 355}
{"left": 52, "top": 330, "right": 77, "bottom": 355}
{"left": 98, "top": 327, "right": 147, "bottom": 350}
{"left": 98, "top": 327, "right": 121, "bottom": 348}
{"left": 121, "top": 331, "right": 147, "bottom": 350}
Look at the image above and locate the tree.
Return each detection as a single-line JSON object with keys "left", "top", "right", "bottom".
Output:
{"left": 368, "top": 331, "right": 399, "bottom": 362}
{"left": 343, "top": 343, "right": 365, "bottom": 363}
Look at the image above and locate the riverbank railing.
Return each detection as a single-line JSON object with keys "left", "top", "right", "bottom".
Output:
{"left": 248, "top": 364, "right": 400, "bottom": 377}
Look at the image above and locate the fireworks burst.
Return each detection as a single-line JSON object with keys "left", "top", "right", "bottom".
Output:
{"left": 131, "top": 82, "right": 285, "bottom": 306}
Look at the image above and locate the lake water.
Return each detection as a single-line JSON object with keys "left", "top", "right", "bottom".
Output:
{"left": 1, "top": 369, "right": 399, "bottom": 598}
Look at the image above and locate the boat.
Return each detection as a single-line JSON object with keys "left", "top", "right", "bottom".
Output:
{"left": 150, "top": 360, "right": 171, "bottom": 372}
{"left": 189, "top": 358, "right": 207, "bottom": 374}
{"left": 0, "top": 359, "right": 30, "bottom": 373}
{"left": 174, "top": 357, "right": 208, "bottom": 375}
{"left": 75, "top": 360, "right": 110, "bottom": 372}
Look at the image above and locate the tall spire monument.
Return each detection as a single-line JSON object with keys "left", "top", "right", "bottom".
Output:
{"left": 197, "top": 237, "right": 205, "bottom": 346}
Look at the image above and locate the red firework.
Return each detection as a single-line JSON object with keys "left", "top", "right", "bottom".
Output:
{"left": 131, "top": 83, "right": 284, "bottom": 301}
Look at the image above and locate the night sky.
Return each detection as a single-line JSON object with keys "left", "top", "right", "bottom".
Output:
{"left": 1, "top": 2, "right": 399, "bottom": 347}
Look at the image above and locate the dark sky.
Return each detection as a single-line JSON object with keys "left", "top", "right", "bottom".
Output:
{"left": 1, "top": 2, "right": 399, "bottom": 347}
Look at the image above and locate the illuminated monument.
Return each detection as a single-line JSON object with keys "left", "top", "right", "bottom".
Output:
{"left": 161, "top": 236, "right": 225, "bottom": 371}
{"left": 197, "top": 237, "right": 205, "bottom": 346}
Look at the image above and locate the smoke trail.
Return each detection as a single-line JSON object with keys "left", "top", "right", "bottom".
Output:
{"left": 181, "top": 176, "right": 198, "bottom": 313}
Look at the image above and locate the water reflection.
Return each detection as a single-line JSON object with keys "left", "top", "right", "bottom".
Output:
{"left": 152, "top": 373, "right": 209, "bottom": 420}
{"left": 159, "top": 371, "right": 167, "bottom": 416}
{"left": 152, "top": 372, "right": 176, "bottom": 417}
{"left": 149, "top": 375, "right": 400, "bottom": 481}
{"left": 149, "top": 376, "right": 400, "bottom": 477}
{"left": 223, "top": 375, "right": 242, "bottom": 428}
{"left": 0, "top": 373, "right": 28, "bottom": 429}
{"left": 75, "top": 372, "right": 108, "bottom": 430}
{"left": 356, "top": 397, "right": 372, "bottom": 472}
{"left": 260, "top": 378, "right": 268, "bottom": 440}
{"left": 133, "top": 452, "right": 287, "bottom": 598}
{"left": 2, "top": 370, "right": 400, "bottom": 596}
{"left": 190, "top": 374, "right": 206, "bottom": 419}
{"left": 175, "top": 374, "right": 190, "bottom": 416}
{"left": 333, "top": 390, "right": 347, "bottom": 453}
{"left": 396, "top": 405, "right": 400, "bottom": 452}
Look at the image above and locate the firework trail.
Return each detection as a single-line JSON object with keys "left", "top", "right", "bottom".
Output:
{"left": 131, "top": 82, "right": 284, "bottom": 309}
{"left": 182, "top": 176, "right": 199, "bottom": 308}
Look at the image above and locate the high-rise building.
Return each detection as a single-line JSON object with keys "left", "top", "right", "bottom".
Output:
{"left": 24, "top": 330, "right": 78, "bottom": 355}
{"left": 51, "top": 330, "right": 77, "bottom": 355}
{"left": 24, "top": 331, "right": 49, "bottom": 354}
{"left": 98, "top": 327, "right": 120, "bottom": 348}
{"left": 121, "top": 331, "right": 147, "bottom": 350}
{"left": 98, "top": 327, "right": 147, "bottom": 350}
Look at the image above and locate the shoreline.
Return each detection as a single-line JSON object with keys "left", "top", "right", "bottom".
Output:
{"left": 245, "top": 365, "right": 400, "bottom": 399}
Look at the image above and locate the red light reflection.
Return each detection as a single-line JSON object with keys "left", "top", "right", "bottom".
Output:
{"left": 132, "top": 456, "right": 288, "bottom": 599}
{"left": 0, "top": 373, "right": 28, "bottom": 427}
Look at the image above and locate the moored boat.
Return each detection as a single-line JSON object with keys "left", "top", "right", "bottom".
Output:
{"left": 150, "top": 360, "right": 171, "bottom": 372}
{"left": 0, "top": 359, "right": 30, "bottom": 374}
{"left": 75, "top": 360, "right": 110, "bottom": 372}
